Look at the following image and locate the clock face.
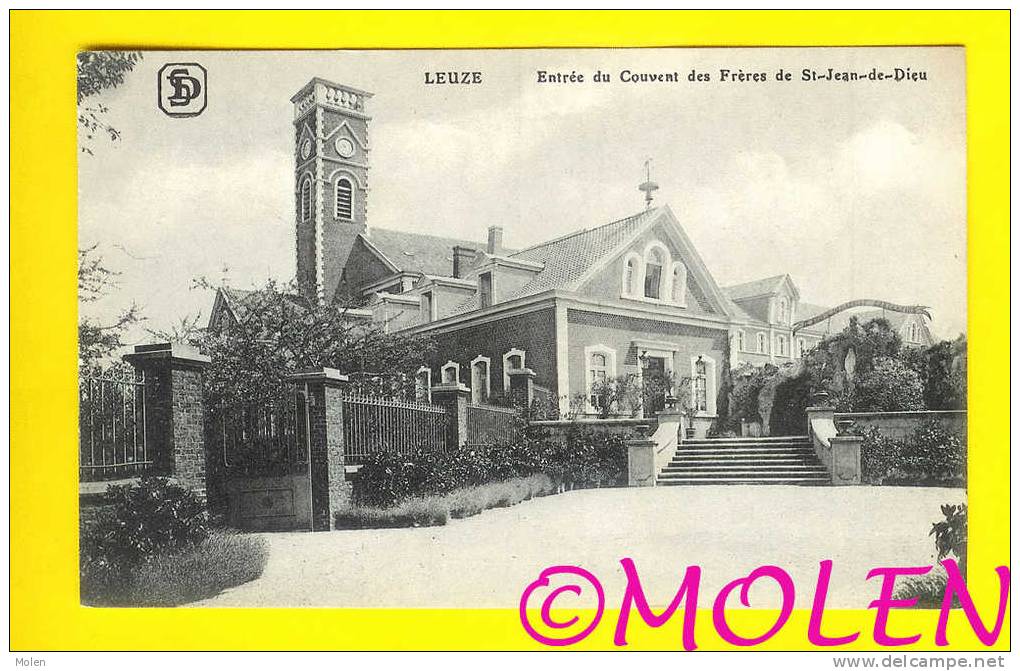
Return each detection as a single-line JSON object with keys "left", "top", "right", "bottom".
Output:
{"left": 335, "top": 137, "right": 355, "bottom": 159}
{"left": 300, "top": 138, "right": 313, "bottom": 160}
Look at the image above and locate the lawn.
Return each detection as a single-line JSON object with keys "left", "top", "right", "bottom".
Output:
{"left": 196, "top": 485, "right": 965, "bottom": 609}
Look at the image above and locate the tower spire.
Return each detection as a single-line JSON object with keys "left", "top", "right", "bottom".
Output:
{"left": 638, "top": 158, "right": 659, "bottom": 209}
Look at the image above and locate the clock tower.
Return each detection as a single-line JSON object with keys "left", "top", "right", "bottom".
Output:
{"left": 291, "top": 78, "right": 373, "bottom": 303}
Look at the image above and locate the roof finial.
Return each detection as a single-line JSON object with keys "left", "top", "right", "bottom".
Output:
{"left": 638, "top": 158, "right": 659, "bottom": 209}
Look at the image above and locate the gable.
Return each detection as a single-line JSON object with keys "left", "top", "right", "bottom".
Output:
{"left": 571, "top": 206, "right": 734, "bottom": 317}
{"left": 576, "top": 222, "right": 719, "bottom": 314}
{"left": 343, "top": 236, "right": 401, "bottom": 295}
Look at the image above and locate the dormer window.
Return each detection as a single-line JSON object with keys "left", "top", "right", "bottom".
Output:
{"left": 335, "top": 177, "right": 353, "bottom": 220}
{"left": 479, "top": 272, "right": 493, "bottom": 308}
{"left": 777, "top": 297, "right": 789, "bottom": 325}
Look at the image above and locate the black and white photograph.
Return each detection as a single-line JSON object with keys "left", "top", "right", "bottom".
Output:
{"left": 77, "top": 47, "right": 968, "bottom": 610}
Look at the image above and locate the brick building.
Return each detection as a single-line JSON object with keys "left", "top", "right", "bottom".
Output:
{"left": 208, "top": 77, "right": 934, "bottom": 430}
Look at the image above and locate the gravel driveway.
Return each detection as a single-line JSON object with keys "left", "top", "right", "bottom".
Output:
{"left": 197, "top": 485, "right": 965, "bottom": 609}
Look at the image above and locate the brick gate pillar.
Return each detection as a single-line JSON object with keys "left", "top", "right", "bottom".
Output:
{"left": 508, "top": 368, "right": 536, "bottom": 408}
{"left": 288, "top": 368, "right": 350, "bottom": 531}
{"left": 123, "top": 342, "right": 211, "bottom": 499}
{"left": 431, "top": 382, "right": 470, "bottom": 447}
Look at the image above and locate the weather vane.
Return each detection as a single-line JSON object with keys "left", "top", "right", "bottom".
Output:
{"left": 638, "top": 158, "right": 659, "bottom": 209}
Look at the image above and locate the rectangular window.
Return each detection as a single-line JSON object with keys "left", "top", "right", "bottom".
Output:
{"left": 420, "top": 291, "right": 433, "bottom": 322}
{"left": 479, "top": 272, "right": 493, "bottom": 308}
{"left": 694, "top": 358, "right": 708, "bottom": 412}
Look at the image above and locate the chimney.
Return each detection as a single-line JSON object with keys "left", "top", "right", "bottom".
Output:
{"left": 452, "top": 245, "right": 475, "bottom": 278}
{"left": 487, "top": 225, "right": 504, "bottom": 255}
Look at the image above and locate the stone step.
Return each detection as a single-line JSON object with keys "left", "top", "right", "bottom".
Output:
{"left": 673, "top": 450, "right": 816, "bottom": 459}
{"left": 660, "top": 467, "right": 828, "bottom": 476}
{"left": 657, "top": 477, "right": 830, "bottom": 486}
{"left": 682, "top": 435, "right": 810, "bottom": 444}
{"left": 680, "top": 442, "right": 811, "bottom": 449}
{"left": 660, "top": 460, "right": 828, "bottom": 471}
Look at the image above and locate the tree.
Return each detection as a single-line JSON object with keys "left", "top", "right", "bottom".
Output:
{"left": 77, "top": 51, "right": 142, "bottom": 154}
{"left": 902, "top": 336, "right": 968, "bottom": 410}
{"left": 78, "top": 245, "right": 142, "bottom": 371}
{"left": 850, "top": 356, "right": 925, "bottom": 412}
{"left": 192, "top": 279, "right": 435, "bottom": 408}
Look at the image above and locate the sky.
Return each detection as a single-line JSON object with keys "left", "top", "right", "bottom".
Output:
{"left": 78, "top": 47, "right": 966, "bottom": 341}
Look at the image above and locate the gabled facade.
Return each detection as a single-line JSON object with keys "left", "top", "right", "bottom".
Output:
{"left": 208, "top": 77, "right": 938, "bottom": 432}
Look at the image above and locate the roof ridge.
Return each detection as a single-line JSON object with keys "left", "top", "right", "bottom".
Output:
{"left": 367, "top": 226, "right": 485, "bottom": 247}
{"left": 510, "top": 207, "right": 657, "bottom": 257}
{"left": 722, "top": 273, "right": 788, "bottom": 290}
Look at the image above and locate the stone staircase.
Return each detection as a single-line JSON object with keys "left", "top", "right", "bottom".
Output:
{"left": 657, "top": 435, "right": 830, "bottom": 486}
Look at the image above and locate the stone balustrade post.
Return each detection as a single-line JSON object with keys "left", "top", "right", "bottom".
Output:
{"left": 431, "top": 382, "right": 470, "bottom": 447}
{"left": 123, "top": 343, "right": 211, "bottom": 501}
{"left": 830, "top": 435, "right": 863, "bottom": 485}
{"left": 288, "top": 368, "right": 350, "bottom": 531}
{"left": 626, "top": 435, "right": 656, "bottom": 487}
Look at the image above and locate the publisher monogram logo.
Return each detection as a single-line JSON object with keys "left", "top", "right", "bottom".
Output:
{"left": 158, "top": 63, "right": 207, "bottom": 117}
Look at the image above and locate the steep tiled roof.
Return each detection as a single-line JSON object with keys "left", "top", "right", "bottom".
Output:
{"left": 500, "top": 208, "right": 659, "bottom": 301}
{"left": 722, "top": 275, "right": 788, "bottom": 301}
{"left": 796, "top": 301, "right": 831, "bottom": 323}
{"left": 364, "top": 228, "right": 503, "bottom": 276}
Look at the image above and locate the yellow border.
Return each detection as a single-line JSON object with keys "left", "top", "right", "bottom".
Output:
{"left": 10, "top": 9, "right": 1009, "bottom": 651}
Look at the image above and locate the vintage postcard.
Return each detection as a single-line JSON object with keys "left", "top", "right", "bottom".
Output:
{"left": 69, "top": 43, "right": 998, "bottom": 649}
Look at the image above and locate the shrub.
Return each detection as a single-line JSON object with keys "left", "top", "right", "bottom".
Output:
{"left": 904, "top": 420, "right": 966, "bottom": 485}
{"left": 80, "top": 477, "right": 208, "bottom": 594}
{"left": 893, "top": 563, "right": 950, "bottom": 610}
{"left": 83, "top": 531, "right": 268, "bottom": 607}
{"left": 931, "top": 503, "right": 967, "bottom": 576}
{"left": 860, "top": 420, "right": 965, "bottom": 486}
{"left": 860, "top": 427, "right": 906, "bottom": 485}
{"left": 351, "top": 428, "right": 627, "bottom": 507}
{"left": 851, "top": 356, "right": 925, "bottom": 412}
{"left": 337, "top": 474, "right": 557, "bottom": 529}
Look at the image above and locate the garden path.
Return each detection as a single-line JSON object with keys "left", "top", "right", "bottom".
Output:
{"left": 198, "top": 485, "right": 965, "bottom": 609}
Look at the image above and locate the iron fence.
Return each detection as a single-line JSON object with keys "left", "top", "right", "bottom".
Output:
{"left": 79, "top": 372, "right": 150, "bottom": 481}
{"left": 341, "top": 395, "right": 447, "bottom": 463}
{"left": 215, "top": 386, "right": 309, "bottom": 473}
{"left": 466, "top": 402, "right": 520, "bottom": 445}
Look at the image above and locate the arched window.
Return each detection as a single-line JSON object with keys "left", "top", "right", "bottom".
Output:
{"left": 671, "top": 261, "right": 688, "bottom": 305}
{"left": 335, "top": 177, "right": 353, "bottom": 220}
{"left": 622, "top": 254, "right": 641, "bottom": 297}
{"left": 299, "top": 176, "right": 312, "bottom": 221}
{"left": 777, "top": 335, "right": 788, "bottom": 356}
{"left": 502, "top": 348, "right": 526, "bottom": 391}
{"left": 777, "top": 297, "right": 789, "bottom": 325}
{"left": 584, "top": 345, "right": 617, "bottom": 412}
{"left": 441, "top": 361, "right": 460, "bottom": 384}
{"left": 471, "top": 356, "right": 491, "bottom": 404}
{"left": 644, "top": 247, "right": 666, "bottom": 299}
{"left": 757, "top": 333, "right": 767, "bottom": 353}
{"left": 736, "top": 330, "right": 746, "bottom": 352}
